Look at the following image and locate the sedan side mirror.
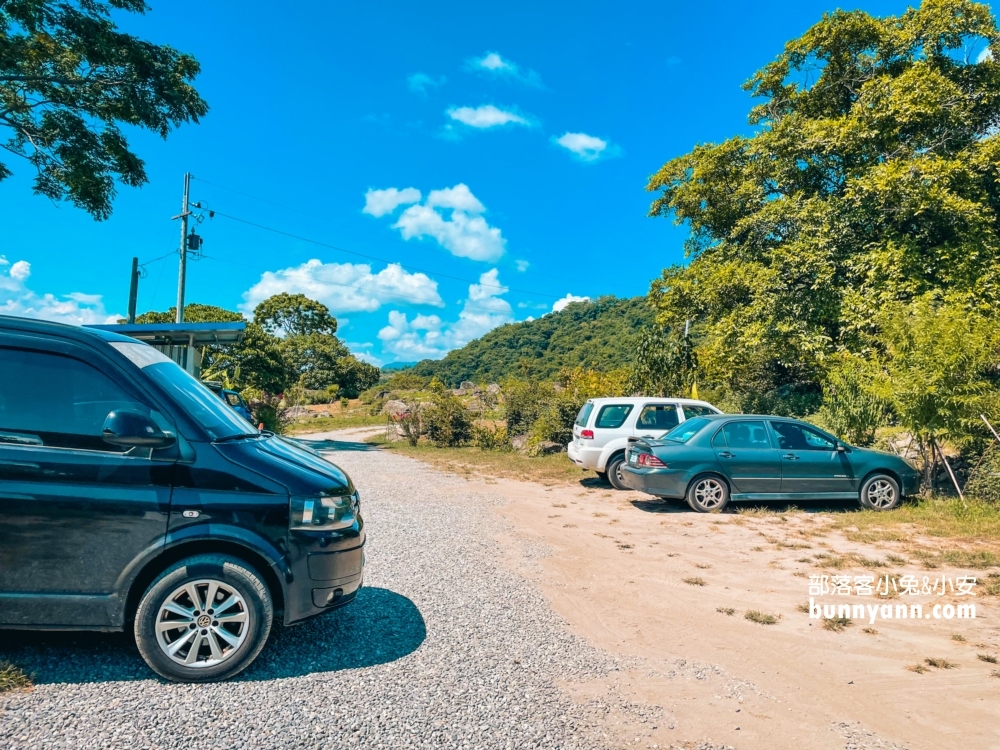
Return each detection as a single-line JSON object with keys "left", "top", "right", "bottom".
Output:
{"left": 836, "top": 443, "right": 847, "bottom": 453}
{"left": 102, "top": 410, "right": 175, "bottom": 449}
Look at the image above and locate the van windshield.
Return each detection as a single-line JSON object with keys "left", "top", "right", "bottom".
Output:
{"left": 110, "top": 342, "right": 258, "bottom": 440}
{"left": 662, "top": 417, "right": 713, "bottom": 443}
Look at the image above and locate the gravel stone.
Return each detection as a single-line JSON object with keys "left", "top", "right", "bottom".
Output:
{"left": 0, "top": 440, "right": 634, "bottom": 749}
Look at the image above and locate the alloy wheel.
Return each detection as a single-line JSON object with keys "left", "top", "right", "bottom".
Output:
{"left": 154, "top": 579, "right": 249, "bottom": 668}
{"left": 694, "top": 478, "right": 725, "bottom": 510}
{"left": 866, "top": 479, "right": 896, "bottom": 509}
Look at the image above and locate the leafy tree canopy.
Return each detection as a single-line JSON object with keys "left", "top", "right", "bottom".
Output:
{"left": 253, "top": 293, "right": 338, "bottom": 337}
{"left": 0, "top": 0, "right": 208, "bottom": 219}
{"left": 410, "top": 296, "right": 655, "bottom": 386}
{"left": 647, "top": 0, "right": 1000, "bottom": 414}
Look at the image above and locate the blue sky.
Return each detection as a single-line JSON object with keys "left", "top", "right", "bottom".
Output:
{"left": 1, "top": 0, "right": 924, "bottom": 364}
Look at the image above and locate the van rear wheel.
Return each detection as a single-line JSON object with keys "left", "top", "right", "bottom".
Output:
{"left": 134, "top": 554, "right": 273, "bottom": 682}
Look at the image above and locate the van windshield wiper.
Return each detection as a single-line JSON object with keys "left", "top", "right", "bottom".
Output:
{"left": 213, "top": 432, "right": 261, "bottom": 443}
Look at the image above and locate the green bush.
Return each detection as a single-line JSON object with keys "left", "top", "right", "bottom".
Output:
{"left": 966, "top": 445, "right": 1000, "bottom": 506}
{"left": 815, "top": 354, "right": 891, "bottom": 446}
{"left": 422, "top": 392, "right": 473, "bottom": 447}
{"left": 242, "top": 389, "right": 290, "bottom": 434}
{"left": 472, "top": 424, "right": 509, "bottom": 451}
{"left": 502, "top": 378, "right": 553, "bottom": 436}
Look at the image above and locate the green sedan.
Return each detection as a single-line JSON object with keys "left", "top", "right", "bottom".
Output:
{"left": 620, "top": 415, "right": 920, "bottom": 513}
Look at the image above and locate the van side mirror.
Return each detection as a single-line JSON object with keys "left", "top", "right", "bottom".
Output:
{"left": 102, "top": 410, "right": 175, "bottom": 449}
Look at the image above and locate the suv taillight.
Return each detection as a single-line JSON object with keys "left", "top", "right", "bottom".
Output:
{"left": 580, "top": 429, "right": 594, "bottom": 439}
{"left": 637, "top": 453, "right": 666, "bottom": 468}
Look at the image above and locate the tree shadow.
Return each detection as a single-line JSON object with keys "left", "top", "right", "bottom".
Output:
{"left": 0, "top": 587, "right": 424, "bottom": 685}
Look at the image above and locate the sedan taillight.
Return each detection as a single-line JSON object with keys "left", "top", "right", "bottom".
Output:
{"left": 637, "top": 453, "right": 666, "bottom": 468}
{"left": 580, "top": 429, "right": 594, "bottom": 439}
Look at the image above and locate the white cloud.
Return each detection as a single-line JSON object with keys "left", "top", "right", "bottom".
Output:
{"left": 467, "top": 51, "right": 543, "bottom": 87}
{"left": 553, "top": 132, "right": 621, "bottom": 162}
{"left": 365, "top": 183, "right": 506, "bottom": 262}
{"left": 239, "top": 259, "right": 444, "bottom": 316}
{"left": 977, "top": 46, "right": 994, "bottom": 63}
{"left": 407, "top": 72, "right": 446, "bottom": 96}
{"left": 378, "top": 269, "right": 513, "bottom": 359}
{"left": 363, "top": 187, "right": 422, "bottom": 217}
{"left": 552, "top": 293, "right": 590, "bottom": 312}
{"left": 345, "top": 344, "right": 383, "bottom": 367}
{"left": 446, "top": 104, "right": 530, "bottom": 129}
{"left": 0, "top": 257, "right": 119, "bottom": 325}
{"left": 515, "top": 259, "right": 530, "bottom": 272}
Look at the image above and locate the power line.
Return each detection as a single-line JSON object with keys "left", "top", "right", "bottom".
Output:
{"left": 190, "top": 179, "right": 558, "bottom": 300}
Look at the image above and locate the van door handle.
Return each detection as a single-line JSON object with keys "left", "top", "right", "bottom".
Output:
{"left": 783, "top": 453, "right": 800, "bottom": 460}
{"left": 718, "top": 451, "right": 734, "bottom": 459}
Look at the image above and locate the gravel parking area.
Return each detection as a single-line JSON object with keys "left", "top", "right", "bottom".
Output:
{"left": 0, "top": 432, "right": 634, "bottom": 749}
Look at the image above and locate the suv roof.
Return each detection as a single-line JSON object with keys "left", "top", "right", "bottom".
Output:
{"left": 585, "top": 396, "right": 718, "bottom": 408}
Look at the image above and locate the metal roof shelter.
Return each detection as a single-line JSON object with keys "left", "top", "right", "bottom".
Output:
{"left": 86, "top": 322, "right": 246, "bottom": 376}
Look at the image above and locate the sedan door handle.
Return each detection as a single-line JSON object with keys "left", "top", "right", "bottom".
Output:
{"left": 783, "top": 453, "right": 800, "bottom": 460}
{"left": 718, "top": 451, "right": 734, "bottom": 459}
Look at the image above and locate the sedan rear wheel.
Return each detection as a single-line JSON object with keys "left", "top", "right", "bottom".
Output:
{"left": 686, "top": 474, "right": 729, "bottom": 513}
{"left": 858, "top": 474, "right": 901, "bottom": 511}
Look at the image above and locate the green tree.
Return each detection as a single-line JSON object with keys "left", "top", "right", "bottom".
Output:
{"left": 253, "top": 293, "right": 338, "bottom": 337}
{"left": 281, "top": 332, "right": 351, "bottom": 390}
{"left": 627, "top": 325, "right": 696, "bottom": 398}
{"left": 0, "top": 0, "right": 208, "bottom": 219}
{"left": 646, "top": 0, "right": 1000, "bottom": 413}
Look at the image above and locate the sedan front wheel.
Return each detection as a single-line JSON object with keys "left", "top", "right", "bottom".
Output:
{"left": 858, "top": 474, "right": 901, "bottom": 511}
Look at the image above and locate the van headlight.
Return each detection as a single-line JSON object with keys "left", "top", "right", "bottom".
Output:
{"left": 290, "top": 492, "right": 358, "bottom": 531}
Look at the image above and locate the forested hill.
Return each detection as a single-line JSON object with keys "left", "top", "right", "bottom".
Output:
{"left": 409, "top": 296, "right": 654, "bottom": 386}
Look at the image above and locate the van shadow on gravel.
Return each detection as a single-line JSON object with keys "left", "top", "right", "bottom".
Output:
{"left": 0, "top": 587, "right": 424, "bottom": 685}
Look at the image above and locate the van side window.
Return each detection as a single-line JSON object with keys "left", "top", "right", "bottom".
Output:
{"left": 0, "top": 348, "right": 147, "bottom": 452}
{"left": 637, "top": 404, "right": 679, "bottom": 431}
{"left": 594, "top": 404, "right": 633, "bottom": 429}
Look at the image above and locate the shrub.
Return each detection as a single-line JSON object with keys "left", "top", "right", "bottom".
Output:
{"left": 501, "top": 378, "right": 553, "bottom": 437}
{"left": 472, "top": 424, "right": 509, "bottom": 451}
{"left": 422, "top": 392, "right": 473, "bottom": 447}
{"left": 243, "top": 389, "right": 290, "bottom": 434}
{"left": 967, "top": 445, "right": 1000, "bottom": 505}
{"left": 340, "top": 396, "right": 349, "bottom": 409}
{"left": 397, "top": 410, "right": 421, "bottom": 446}
{"left": 815, "top": 353, "right": 891, "bottom": 446}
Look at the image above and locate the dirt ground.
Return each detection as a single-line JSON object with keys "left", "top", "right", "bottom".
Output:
{"left": 490, "top": 476, "right": 1000, "bottom": 750}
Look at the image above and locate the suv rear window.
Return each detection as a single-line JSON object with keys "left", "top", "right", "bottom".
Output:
{"left": 575, "top": 402, "right": 595, "bottom": 427}
{"left": 595, "top": 404, "right": 633, "bottom": 429}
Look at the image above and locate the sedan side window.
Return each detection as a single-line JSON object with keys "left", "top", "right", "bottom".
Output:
{"left": 721, "top": 421, "right": 771, "bottom": 449}
{"left": 595, "top": 404, "right": 633, "bottom": 429}
{"left": 770, "top": 421, "right": 836, "bottom": 451}
{"left": 711, "top": 429, "right": 727, "bottom": 449}
{"left": 0, "top": 347, "right": 148, "bottom": 452}
{"left": 637, "top": 404, "right": 679, "bottom": 431}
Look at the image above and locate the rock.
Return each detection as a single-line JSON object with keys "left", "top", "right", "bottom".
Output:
{"left": 536, "top": 440, "right": 564, "bottom": 455}
{"left": 511, "top": 434, "right": 529, "bottom": 451}
{"left": 460, "top": 381, "right": 476, "bottom": 391}
{"left": 486, "top": 383, "right": 501, "bottom": 395}
{"left": 452, "top": 389, "right": 467, "bottom": 397}
{"left": 381, "top": 399, "right": 410, "bottom": 417}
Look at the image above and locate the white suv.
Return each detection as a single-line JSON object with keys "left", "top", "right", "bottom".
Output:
{"left": 567, "top": 397, "right": 722, "bottom": 489}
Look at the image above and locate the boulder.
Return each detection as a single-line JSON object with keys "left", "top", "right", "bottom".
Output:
{"left": 536, "top": 440, "right": 564, "bottom": 455}
{"left": 381, "top": 399, "right": 410, "bottom": 417}
{"left": 460, "top": 381, "right": 476, "bottom": 391}
{"left": 511, "top": 434, "right": 529, "bottom": 452}
{"left": 452, "top": 389, "right": 467, "bottom": 397}
{"left": 486, "top": 383, "right": 501, "bottom": 395}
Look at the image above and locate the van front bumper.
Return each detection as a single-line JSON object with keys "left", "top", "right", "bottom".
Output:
{"left": 283, "top": 517, "right": 366, "bottom": 625}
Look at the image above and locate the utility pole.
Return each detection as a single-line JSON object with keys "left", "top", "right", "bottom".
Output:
{"left": 174, "top": 172, "right": 192, "bottom": 323}
{"left": 127, "top": 256, "right": 139, "bottom": 324}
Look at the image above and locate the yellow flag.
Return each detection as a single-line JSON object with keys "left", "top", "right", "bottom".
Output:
{"left": 691, "top": 381, "right": 699, "bottom": 399}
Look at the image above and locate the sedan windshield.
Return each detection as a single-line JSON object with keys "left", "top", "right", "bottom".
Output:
{"left": 662, "top": 416, "right": 713, "bottom": 443}
{"left": 110, "top": 342, "right": 258, "bottom": 440}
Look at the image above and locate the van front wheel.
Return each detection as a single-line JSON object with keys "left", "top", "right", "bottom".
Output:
{"left": 134, "top": 554, "right": 273, "bottom": 683}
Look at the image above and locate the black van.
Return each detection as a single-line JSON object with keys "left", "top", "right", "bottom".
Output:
{"left": 0, "top": 315, "right": 365, "bottom": 682}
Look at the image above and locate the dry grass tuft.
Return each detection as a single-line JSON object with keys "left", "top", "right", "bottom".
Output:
{"left": 924, "top": 657, "right": 957, "bottom": 669}
{"left": 823, "top": 616, "right": 853, "bottom": 632}
{"left": 977, "top": 654, "right": 998, "bottom": 664}
{"left": 862, "top": 627, "right": 878, "bottom": 635}
{"left": 0, "top": 661, "right": 31, "bottom": 694}
{"left": 682, "top": 577, "right": 707, "bottom": 586}
{"left": 716, "top": 607, "right": 736, "bottom": 616}
{"left": 745, "top": 609, "right": 780, "bottom": 625}
{"left": 951, "top": 634, "right": 967, "bottom": 642}
{"left": 907, "top": 663, "right": 929, "bottom": 674}
{"left": 796, "top": 602, "right": 811, "bottom": 614}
